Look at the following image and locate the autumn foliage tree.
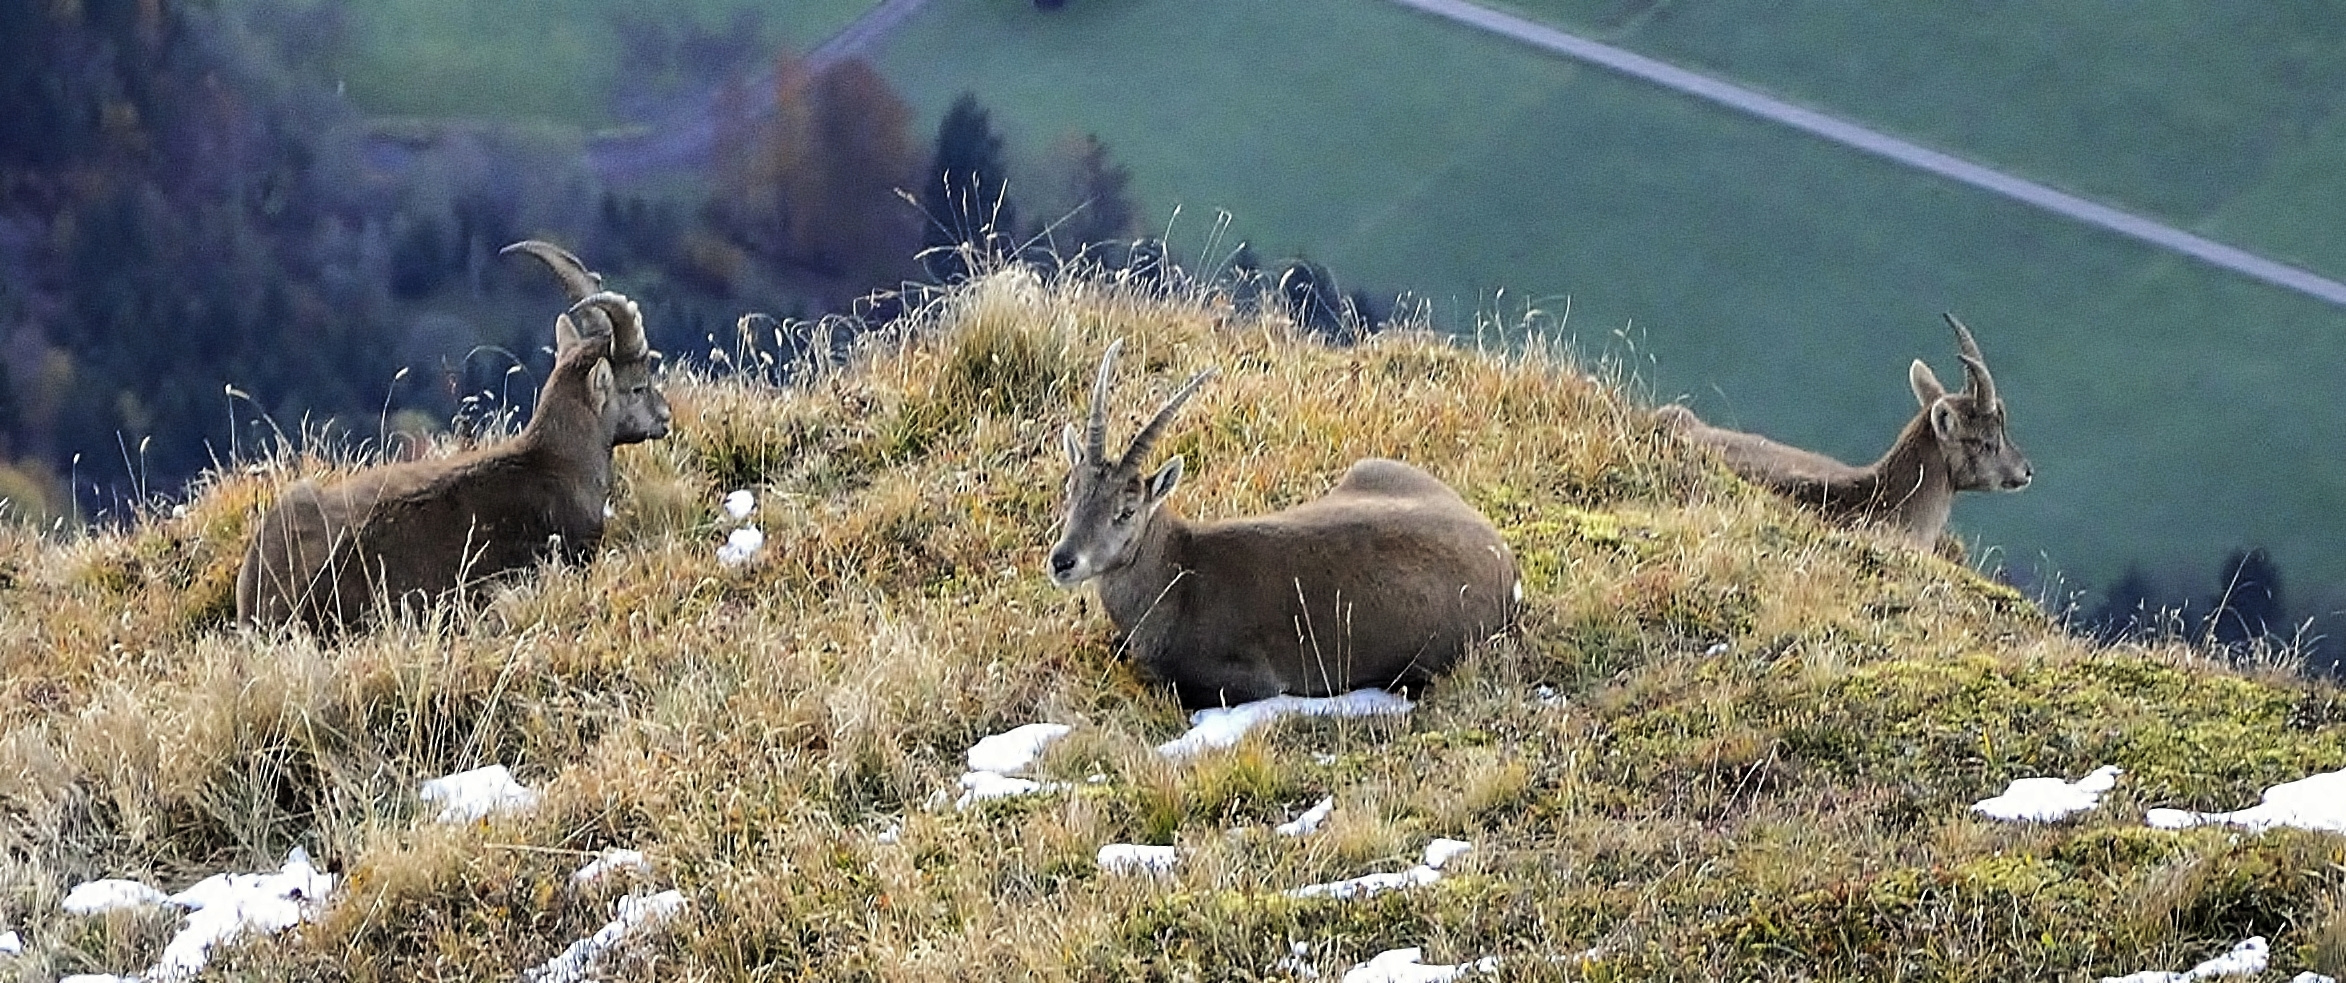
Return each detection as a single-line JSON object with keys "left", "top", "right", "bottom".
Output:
{"left": 715, "top": 55, "right": 922, "bottom": 292}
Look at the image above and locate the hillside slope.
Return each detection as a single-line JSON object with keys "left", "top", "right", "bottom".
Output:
{"left": 2, "top": 269, "right": 2344, "bottom": 981}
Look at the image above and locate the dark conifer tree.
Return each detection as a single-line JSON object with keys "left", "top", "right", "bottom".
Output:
{"left": 921, "top": 94, "right": 1019, "bottom": 280}
{"left": 2206, "top": 548, "right": 2285, "bottom": 646}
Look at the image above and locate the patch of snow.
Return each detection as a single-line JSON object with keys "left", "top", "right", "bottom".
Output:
{"left": 1341, "top": 947, "right": 1499, "bottom": 983}
{"left": 2294, "top": 974, "right": 2339, "bottom": 983}
{"left": 570, "top": 849, "right": 650, "bottom": 887}
{"left": 2098, "top": 936, "right": 2268, "bottom": 983}
{"left": 717, "top": 526, "right": 766, "bottom": 567}
{"left": 63, "top": 878, "right": 168, "bottom": 915}
{"left": 60, "top": 976, "right": 139, "bottom": 983}
{"left": 1274, "top": 941, "right": 1323, "bottom": 979}
{"left": 0, "top": 930, "right": 18, "bottom": 955}
{"left": 151, "top": 847, "right": 336, "bottom": 980}
{"left": 1971, "top": 765, "right": 2122, "bottom": 822}
{"left": 723, "top": 489, "right": 755, "bottom": 520}
{"left": 1290, "top": 840, "right": 1472, "bottom": 901}
{"left": 2146, "top": 768, "right": 2346, "bottom": 833}
{"left": 418, "top": 764, "right": 540, "bottom": 823}
{"left": 876, "top": 825, "right": 901, "bottom": 845}
{"left": 521, "top": 889, "right": 688, "bottom": 983}
{"left": 967, "top": 723, "right": 1072, "bottom": 775}
{"left": 1097, "top": 844, "right": 1180, "bottom": 875}
{"left": 954, "top": 771, "right": 1061, "bottom": 810}
{"left": 1703, "top": 642, "right": 1730, "bottom": 657}
{"left": 1532, "top": 685, "right": 1564, "bottom": 706}
{"left": 602, "top": 501, "right": 615, "bottom": 520}
{"left": 1421, "top": 838, "right": 1472, "bottom": 870}
{"left": 1289, "top": 865, "right": 1442, "bottom": 900}
{"left": 1158, "top": 689, "right": 1414, "bottom": 759}
{"left": 1276, "top": 797, "right": 1335, "bottom": 837}
{"left": 170, "top": 504, "right": 188, "bottom": 519}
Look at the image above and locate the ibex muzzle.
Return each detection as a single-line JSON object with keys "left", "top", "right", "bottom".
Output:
{"left": 1050, "top": 340, "right": 1520, "bottom": 709}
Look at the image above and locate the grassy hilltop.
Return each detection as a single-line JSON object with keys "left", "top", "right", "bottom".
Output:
{"left": 4, "top": 270, "right": 2346, "bottom": 980}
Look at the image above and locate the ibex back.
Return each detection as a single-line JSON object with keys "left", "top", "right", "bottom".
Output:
{"left": 1048, "top": 341, "right": 1520, "bottom": 709}
{"left": 1656, "top": 313, "right": 2031, "bottom": 547}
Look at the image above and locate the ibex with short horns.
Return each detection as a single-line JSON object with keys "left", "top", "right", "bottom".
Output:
{"left": 235, "top": 243, "right": 672, "bottom": 632}
{"left": 1655, "top": 313, "right": 2031, "bottom": 547}
{"left": 1048, "top": 340, "right": 1520, "bottom": 709}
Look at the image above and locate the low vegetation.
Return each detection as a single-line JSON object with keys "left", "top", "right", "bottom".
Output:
{"left": 2, "top": 268, "right": 2342, "bottom": 980}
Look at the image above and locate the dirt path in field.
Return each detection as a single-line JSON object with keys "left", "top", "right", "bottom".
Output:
{"left": 1388, "top": 0, "right": 2346, "bottom": 307}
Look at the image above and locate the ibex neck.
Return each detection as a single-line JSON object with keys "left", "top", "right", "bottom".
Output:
{"left": 1855, "top": 413, "right": 1953, "bottom": 540}
{"left": 1098, "top": 506, "right": 1190, "bottom": 634}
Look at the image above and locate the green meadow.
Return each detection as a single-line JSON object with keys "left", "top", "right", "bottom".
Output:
{"left": 869, "top": 0, "right": 2346, "bottom": 609}
{"left": 304, "top": 0, "right": 874, "bottom": 126}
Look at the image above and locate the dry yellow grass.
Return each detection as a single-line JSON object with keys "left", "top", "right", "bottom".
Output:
{"left": 3, "top": 267, "right": 2344, "bottom": 981}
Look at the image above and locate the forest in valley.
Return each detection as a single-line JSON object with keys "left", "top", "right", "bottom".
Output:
{"left": 0, "top": 1, "right": 1383, "bottom": 525}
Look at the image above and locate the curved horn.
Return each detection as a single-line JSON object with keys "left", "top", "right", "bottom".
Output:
{"left": 1086, "top": 340, "right": 1123, "bottom": 461}
{"left": 1117, "top": 368, "right": 1215, "bottom": 473}
{"left": 566, "top": 292, "right": 640, "bottom": 357}
{"left": 1942, "top": 312, "right": 1996, "bottom": 407}
{"left": 500, "top": 240, "right": 603, "bottom": 302}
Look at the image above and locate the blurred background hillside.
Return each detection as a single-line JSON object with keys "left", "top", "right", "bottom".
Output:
{"left": 2, "top": 0, "right": 2342, "bottom": 663}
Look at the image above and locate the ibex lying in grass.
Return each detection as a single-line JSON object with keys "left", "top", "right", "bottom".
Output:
{"left": 1655, "top": 313, "right": 2031, "bottom": 547}
{"left": 1048, "top": 341, "right": 1520, "bottom": 709}
{"left": 235, "top": 243, "right": 671, "bottom": 632}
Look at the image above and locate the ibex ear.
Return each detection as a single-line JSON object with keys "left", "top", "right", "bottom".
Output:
{"left": 1062, "top": 422, "right": 1084, "bottom": 466}
{"left": 588, "top": 359, "right": 614, "bottom": 415}
{"left": 1145, "top": 456, "right": 1185, "bottom": 502}
{"left": 556, "top": 312, "right": 584, "bottom": 350}
{"left": 1909, "top": 359, "right": 1947, "bottom": 406}
{"left": 1928, "top": 399, "right": 1961, "bottom": 442}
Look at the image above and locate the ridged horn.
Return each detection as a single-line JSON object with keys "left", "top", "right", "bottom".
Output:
{"left": 1086, "top": 340, "right": 1122, "bottom": 461}
{"left": 1942, "top": 312, "right": 1996, "bottom": 408}
{"left": 566, "top": 293, "right": 636, "bottom": 357}
{"left": 500, "top": 240, "right": 602, "bottom": 302}
{"left": 1117, "top": 368, "right": 1215, "bottom": 474}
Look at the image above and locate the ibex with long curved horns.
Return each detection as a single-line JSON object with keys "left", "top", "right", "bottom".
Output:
{"left": 1048, "top": 341, "right": 1520, "bottom": 709}
{"left": 235, "top": 242, "right": 671, "bottom": 632}
{"left": 1655, "top": 313, "right": 2032, "bottom": 547}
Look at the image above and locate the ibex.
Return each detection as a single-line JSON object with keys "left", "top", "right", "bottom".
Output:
{"left": 235, "top": 242, "right": 672, "bottom": 632}
{"left": 1048, "top": 341, "right": 1520, "bottom": 709}
{"left": 1655, "top": 313, "right": 2031, "bottom": 547}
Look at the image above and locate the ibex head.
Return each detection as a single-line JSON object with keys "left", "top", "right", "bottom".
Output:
{"left": 1909, "top": 313, "right": 2031, "bottom": 492}
{"left": 1048, "top": 340, "right": 1213, "bottom": 587}
{"left": 503, "top": 240, "right": 671, "bottom": 445}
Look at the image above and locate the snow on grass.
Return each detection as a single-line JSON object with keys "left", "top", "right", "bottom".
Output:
{"left": 1158, "top": 690, "right": 1413, "bottom": 759}
{"left": 722, "top": 489, "right": 755, "bottom": 520}
{"left": 0, "top": 930, "right": 18, "bottom": 955}
{"left": 520, "top": 889, "right": 687, "bottom": 983}
{"left": 1096, "top": 844, "right": 1181, "bottom": 875}
{"left": 1276, "top": 796, "right": 1335, "bottom": 837}
{"left": 59, "top": 975, "right": 137, "bottom": 983}
{"left": 63, "top": 879, "right": 168, "bottom": 915}
{"left": 2294, "top": 974, "right": 2339, "bottom": 983}
{"left": 1971, "top": 765, "right": 2122, "bottom": 822}
{"left": 952, "top": 721, "right": 1074, "bottom": 810}
{"left": 418, "top": 764, "right": 540, "bottom": 823}
{"left": 966, "top": 722, "right": 1072, "bottom": 774}
{"left": 1289, "top": 839, "right": 1471, "bottom": 901}
{"left": 570, "top": 849, "right": 650, "bottom": 887}
{"left": 716, "top": 526, "right": 766, "bottom": 567}
{"left": 2097, "top": 936, "right": 2267, "bottom": 982}
{"left": 1340, "top": 947, "right": 1499, "bottom": 983}
{"left": 2146, "top": 768, "right": 2346, "bottom": 833}
{"left": 150, "top": 847, "right": 336, "bottom": 979}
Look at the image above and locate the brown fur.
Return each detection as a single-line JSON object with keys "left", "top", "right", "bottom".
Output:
{"left": 1049, "top": 342, "right": 1519, "bottom": 709}
{"left": 1656, "top": 313, "right": 2031, "bottom": 547}
{"left": 236, "top": 289, "right": 669, "bottom": 632}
